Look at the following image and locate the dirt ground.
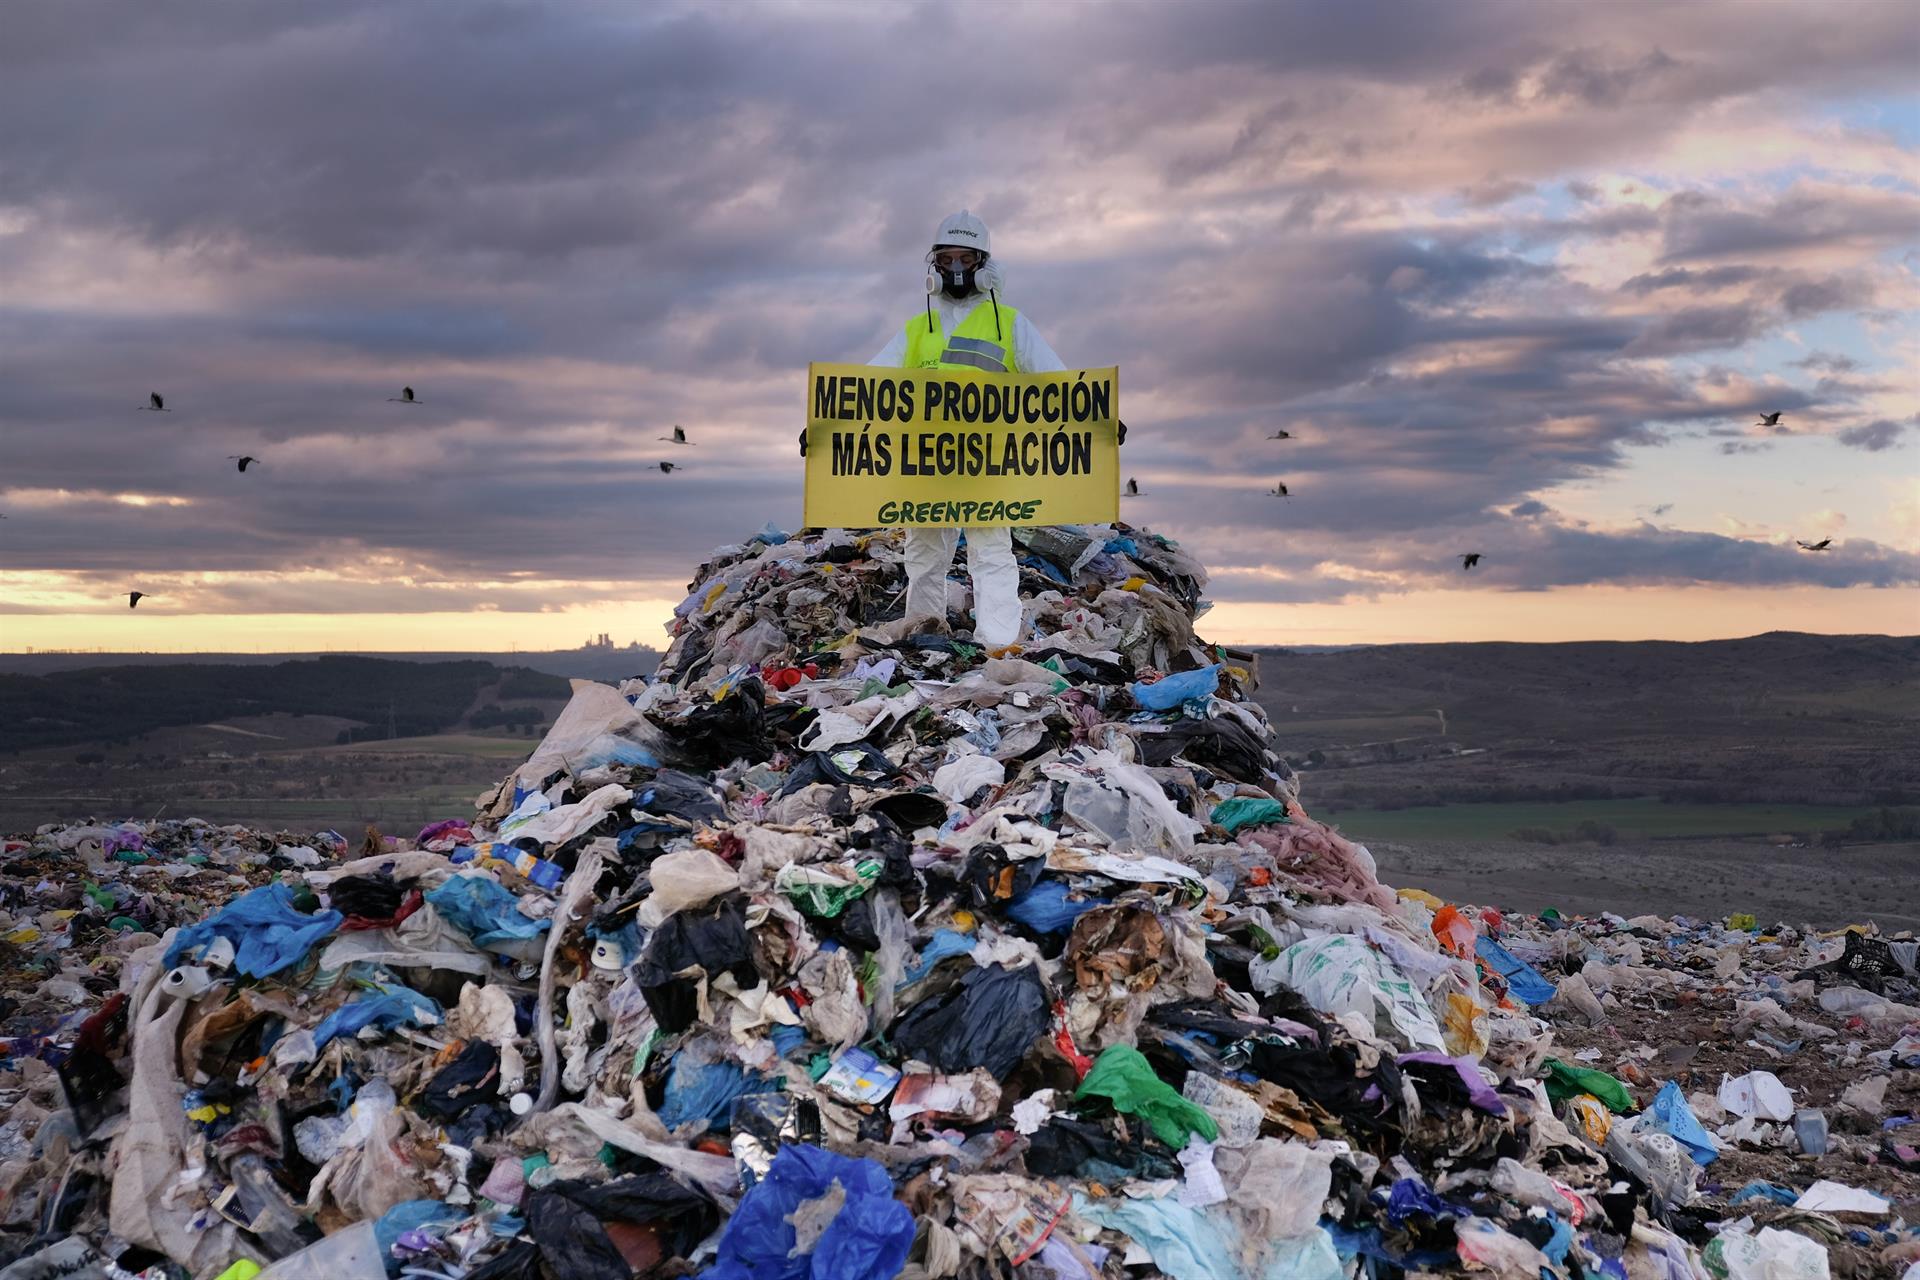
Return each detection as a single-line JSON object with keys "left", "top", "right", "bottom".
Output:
{"left": 1366, "top": 836, "right": 1920, "bottom": 931}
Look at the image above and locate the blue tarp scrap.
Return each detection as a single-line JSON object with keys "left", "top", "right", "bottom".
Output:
{"left": 424, "top": 874, "right": 550, "bottom": 947}
{"left": 312, "top": 984, "right": 442, "bottom": 1052}
{"left": 163, "top": 883, "right": 342, "bottom": 978}
{"left": 1475, "top": 935, "right": 1558, "bottom": 1006}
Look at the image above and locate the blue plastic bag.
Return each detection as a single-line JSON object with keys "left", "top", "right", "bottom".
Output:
{"left": 1006, "top": 881, "right": 1101, "bottom": 935}
{"left": 1475, "top": 936, "right": 1557, "bottom": 1006}
{"left": 656, "top": 1056, "right": 781, "bottom": 1133}
{"left": 1648, "top": 1079, "right": 1719, "bottom": 1165}
{"left": 897, "top": 929, "right": 975, "bottom": 988}
{"left": 312, "top": 984, "right": 442, "bottom": 1052}
{"left": 425, "top": 874, "right": 550, "bottom": 948}
{"left": 164, "top": 883, "right": 342, "bottom": 978}
{"left": 1130, "top": 665, "right": 1220, "bottom": 712}
{"left": 704, "top": 1144, "right": 912, "bottom": 1280}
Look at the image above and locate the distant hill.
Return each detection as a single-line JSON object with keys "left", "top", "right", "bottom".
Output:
{"left": 0, "top": 645, "right": 659, "bottom": 683}
{"left": 1249, "top": 631, "right": 1920, "bottom": 810}
{"left": 0, "top": 655, "right": 576, "bottom": 753}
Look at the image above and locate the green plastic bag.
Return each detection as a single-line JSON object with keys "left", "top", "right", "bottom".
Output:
{"left": 1074, "top": 1045, "right": 1219, "bottom": 1149}
{"left": 1542, "top": 1057, "right": 1634, "bottom": 1113}
{"left": 1210, "top": 796, "right": 1288, "bottom": 834}
{"left": 777, "top": 858, "right": 882, "bottom": 917}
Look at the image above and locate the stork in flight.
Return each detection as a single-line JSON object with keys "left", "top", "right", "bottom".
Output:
{"left": 660, "top": 425, "right": 691, "bottom": 445}
{"left": 1268, "top": 482, "right": 1290, "bottom": 498}
{"left": 128, "top": 591, "right": 150, "bottom": 609}
{"left": 389, "top": 386, "right": 420, "bottom": 404}
{"left": 141, "top": 392, "right": 169, "bottom": 411}
{"left": 1461, "top": 552, "right": 1482, "bottom": 570}
{"left": 1755, "top": 411, "right": 1784, "bottom": 427}
{"left": 1125, "top": 478, "right": 1141, "bottom": 496}
{"left": 1267, "top": 429, "right": 1292, "bottom": 440}
{"left": 1795, "top": 538, "right": 1831, "bottom": 551}
{"left": 658, "top": 461, "right": 682, "bottom": 474}
{"left": 227, "top": 455, "right": 260, "bottom": 473}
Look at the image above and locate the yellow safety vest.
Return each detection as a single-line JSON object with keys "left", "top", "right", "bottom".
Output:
{"left": 903, "top": 299, "right": 1021, "bottom": 373}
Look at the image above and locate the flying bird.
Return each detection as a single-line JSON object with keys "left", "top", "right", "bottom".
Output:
{"left": 1267, "top": 429, "right": 1293, "bottom": 440}
{"left": 1461, "top": 553, "right": 1482, "bottom": 570}
{"left": 141, "top": 392, "right": 169, "bottom": 411}
{"left": 227, "top": 455, "right": 259, "bottom": 473}
{"left": 658, "top": 461, "right": 682, "bottom": 474}
{"left": 1795, "top": 538, "right": 1831, "bottom": 551}
{"left": 1125, "top": 478, "right": 1141, "bottom": 496}
{"left": 1268, "top": 482, "right": 1290, "bottom": 498}
{"left": 1755, "top": 411, "right": 1784, "bottom": 427}
{"left": 660, "top": 425, "right": 691, "bottom": 445}
{"left": 389, "top": 386, "right": 420, "bottom": 403}
{"left": 128, "top": 591, "right": 149, "bottom": 609}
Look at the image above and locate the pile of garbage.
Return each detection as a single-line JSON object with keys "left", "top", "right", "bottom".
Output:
{"left": 2, "top": 522, "right": 1918, "bottom": 1280}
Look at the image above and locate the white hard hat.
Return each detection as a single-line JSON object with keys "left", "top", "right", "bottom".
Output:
{"left": 933, "top": 209, "right": 990, "bottom": 258}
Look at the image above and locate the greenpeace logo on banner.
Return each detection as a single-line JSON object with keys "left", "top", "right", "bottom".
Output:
{"left": 803, "top": 363, "right": 1119, "bottom": 529}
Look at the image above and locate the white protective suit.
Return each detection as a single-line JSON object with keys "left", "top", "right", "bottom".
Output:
{"left": 869, "top": 293, "right": 1066, "bottom": 647}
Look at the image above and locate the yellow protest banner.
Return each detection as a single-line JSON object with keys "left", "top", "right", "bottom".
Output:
{"left": 803, "top": 363, "right": 1119, "bottom": 528}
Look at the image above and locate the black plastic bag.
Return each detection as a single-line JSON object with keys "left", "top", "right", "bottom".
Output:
{"left": 890, "top": 962, "right": 1049, "bottom": 1078}
{"left": 649, "top": 678, "right": 767, "bottom": 769}
{"left": 1135, "top": 716, "right": 1273, "bottom": 782}
{"left": 523, "top": 1190, "right": 633, "bottom": 1280}
{"left": 414, "top": 1040, "right": 500, "bottom": 1122}
{"left": 327, "top": 873, "right": 406, "bottom": 922}
{"left": 635, "top": 894, "right": 759, "bottom": 1033}
{"left": 546, "top": 1172, "right": 719, "bottom": 1262}
{"left": 633, "top": 769, "right": 727, "bottom": 826}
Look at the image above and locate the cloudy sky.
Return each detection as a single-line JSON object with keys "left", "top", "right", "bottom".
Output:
{"left": 2, "top": 0, "right": 1916, "bottom": 651}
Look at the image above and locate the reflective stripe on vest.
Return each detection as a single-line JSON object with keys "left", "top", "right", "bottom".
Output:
{"left": 904, "top": 300, "right": 1021, "bottom": 373}
{"left": 941, "top": 336, "right": 1008, "bottom": 371}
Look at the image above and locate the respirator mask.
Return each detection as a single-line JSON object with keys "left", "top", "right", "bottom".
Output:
{"left": 926, "top": 248, "right": 992, "bottom": 300}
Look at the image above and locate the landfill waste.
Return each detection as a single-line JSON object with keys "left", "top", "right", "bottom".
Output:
{"left": 1, "top": 521, "right": 1917, "bottom": 1279}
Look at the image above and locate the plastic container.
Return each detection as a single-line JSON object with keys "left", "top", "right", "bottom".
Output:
{"left": 1792, "top": 1108, "right": 1828, "bottom": 1156}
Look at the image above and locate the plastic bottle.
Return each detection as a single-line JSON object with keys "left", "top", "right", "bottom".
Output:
{"left": 1792, "top": 1108, "right": 1828, "bottom": 1156}
{"left": 453, "top": 842, "right": 564, "bottom": 891}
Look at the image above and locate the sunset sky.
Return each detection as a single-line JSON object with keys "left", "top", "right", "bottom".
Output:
{"left": 2, "top": 1, "right": 1915, "bottom": 652}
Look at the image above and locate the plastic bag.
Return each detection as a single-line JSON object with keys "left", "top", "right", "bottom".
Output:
{"left": 933, "top": 754, "right": 1005, "bottom": 802}
{"left": 641, "top": 848, "right": 740, "bottom": 922}
{"left": 1074, "top": 1045, "right": 1218, "bottom": 1150}
{"left": 1209, "top": 796, "right": 1286, "bottom": 835}
{"left": 704, "top": 1144, "right": 913, "bottom": 1280}
{"left": 891, "top": 963, "right": 1051, "bottom": 1078}
{"left": 1006, "top": 881, "right": 1102, "bottom": 935}
{"left": 1476, "top": 935, "right": 1557, "bottom": 1005}
{"left": 1718, "top": 1071, "right": 1795, "bottom": 1122}
{"left": 1262, "top": 933, "right": 1445, "bottom": 1051}
{"left": 162, "top": 883, "right": 342, "bottom": 978}
{"left": 1130, "top": 665, "right": 1219, "bottom": 711}
{"left": 635, "top": 894, "right": 758, "bottom": 1033}
{"left": 1542, "top": 1058, "right": 1634, "bottom": 1113}
{"left": 424, "top": 874, "right": 550, "bottom": 950}
{"left": 1704, "top": 1226, "right": 1833, "bottom": 1280}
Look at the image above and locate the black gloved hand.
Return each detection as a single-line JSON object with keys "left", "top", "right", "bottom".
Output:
{"left": 798, "top": 429, "right": 809, "bottom": 458}
{"left": 1117, "top": 419, "right": 1129, "bottom": 446}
